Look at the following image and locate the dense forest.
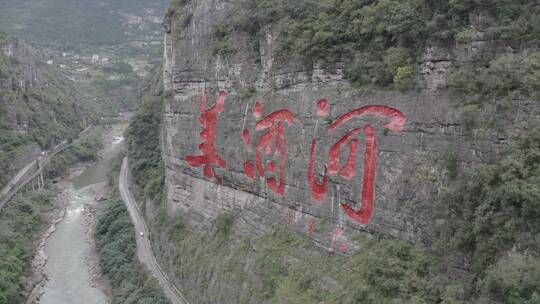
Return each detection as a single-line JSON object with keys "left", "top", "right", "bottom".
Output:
{"left": 95, "top": 193, "right": 170, "bottom": 304}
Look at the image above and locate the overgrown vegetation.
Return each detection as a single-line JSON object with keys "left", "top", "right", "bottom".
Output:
{"left": 447, "top": 52, "right": 540, "bottom": 117}
{"left": 434, "top": 123, "right": 540, "bottom": 303}
{"left": 210, "top": 0, "right": 428, "bottom": 88}
{"left": 155, "top": 179, "right": 540, "bottom": 304}
{"left": 0, "top": 133, "right": 36, "bottom": 186}
{"left": 94, "top": 141, "right": 169, "bottom": 304}
{"left": 95, "top": 196, "right": 170, "bottom": 304}
{"left": 125, "top": 68, "right": 165, "bottom": 203}
{"left": 164, "top": 0, "right": 193, "bottom": 30}
{"left": 0, "top": 189, "right": 58, "bottom": 304}
{"left": 44, "top": 129, "right": 104, "bottom": 177}
{"left": 164, "top": 0, "right": 540, "bottom": 91}
{"left": 0, "top": 33, "right": 109, "bottom": 186}
{"left": 104, "top": 65, "right": 175, "bottom": 302}
{"left": 154, "top": 211, "right": 441, "bottom": 304}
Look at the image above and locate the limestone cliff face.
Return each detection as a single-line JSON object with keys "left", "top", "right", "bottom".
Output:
{"left": 160, "top": 0, "right": 528, "bottom": 249}
{"left": 1, "top": 39, "right": 50, "bottom": 131}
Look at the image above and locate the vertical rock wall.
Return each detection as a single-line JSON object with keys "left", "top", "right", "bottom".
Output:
{"left": 160, "top": 0, "right": 530, "bottom": 248}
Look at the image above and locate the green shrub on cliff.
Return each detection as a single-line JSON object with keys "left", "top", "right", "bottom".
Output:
{"left": 274, "top": 238, "right": 437, "bottom": 304}
{"left": 125, "top": 68, "right": 164, "bottom": 203}
{"left": 457, "top": 0, "right": 540, "bottom": 46}
{"left": 480, "top": 254, "right": 540, "bottom": 304}
{"left": 154, "top": 211, "right": 439, "bottom": 304}
{"left": 448, "top": 52, "right": 540, "bottom": 103}
{"left": 164, "top": 0, "right": 192, "bottom": 26}
{"left": 45, "top": 129, "right": 103, "bottom": 177}
{"left": 184, "top": 0, "right": 540, "bottom": 91}
{"left": 434, "top": 124, "right": 540, "bottom": 301}
{"left": 209, "top": 0, "right": 469, "bottom": 88}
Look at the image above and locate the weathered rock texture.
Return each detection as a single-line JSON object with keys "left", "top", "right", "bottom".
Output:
{"left": 160, "top": 0, "right": 523, "bottom": 247}
{"left": 159, "top": 15, "right": 540, "bottom": 301}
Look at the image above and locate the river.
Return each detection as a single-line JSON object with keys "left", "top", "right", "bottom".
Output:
{"left": 39, "top": 124, "right": 126, "bottom": 304}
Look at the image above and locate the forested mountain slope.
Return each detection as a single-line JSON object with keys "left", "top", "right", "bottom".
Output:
{"left": 0, "top": 32, "right": 108, "bottom": 186}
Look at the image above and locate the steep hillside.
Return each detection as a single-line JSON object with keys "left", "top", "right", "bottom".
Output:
{"left": 126, "top": 0, "right": 540, "bottom": 303}
{"left": 0, "top": 32, "right": 109, "bottom": 186}
{"left": 125, "top": 66, "right": 165, "bottom": 202}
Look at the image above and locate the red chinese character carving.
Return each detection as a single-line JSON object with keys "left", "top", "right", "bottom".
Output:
{"left": 331, "top": 227, "right": 347, "bottom": 253}
{"left": 316, "top": 98, "right": 329, "bottom": 116}
{"left": 287, "top": 209, "right": 295, "bottom": 224}
{"left": 308, "top": 103, "right": 406, "bottom": 224}
{"left": 186, "top": 91, "right": 227, "bottom": 180}
{"left": 306, "top": 219, "right": 316, "bottom": 237}
{"left": 242, "top": 102, "right": 295, "bottom": 196}
{"left": 308, "top": 139, "right": 329, "bottom": 203}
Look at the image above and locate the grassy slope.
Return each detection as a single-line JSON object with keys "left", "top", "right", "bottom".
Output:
{"left": 154, "top": 212, "right": 439, "bottom": 304}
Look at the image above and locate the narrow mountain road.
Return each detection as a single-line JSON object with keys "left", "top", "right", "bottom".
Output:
{"left": 0, "top": 125, "right": 94, "bottom": 209}
{"left": 0, "top": 161, "right": 36, "bottom": 197}
{"left": 118, "top": 157, "right": 188, "bottom": 304}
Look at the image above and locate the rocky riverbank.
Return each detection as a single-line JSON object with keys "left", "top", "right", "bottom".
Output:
{"left": 25, "top": 185, "right": 69, "bottom": 304}
{"left": 25, "top": 124, "right": 126, "bottom": 304}
{"left": 84, "top": 182, "right": 112, "bottom": 300}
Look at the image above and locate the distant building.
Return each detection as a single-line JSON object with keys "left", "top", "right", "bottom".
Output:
{"left": 46, "top": 60, "right": 53, "bottom": 65}
{"left": 91, "top": 54, "right": 100, "bottom": 63}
